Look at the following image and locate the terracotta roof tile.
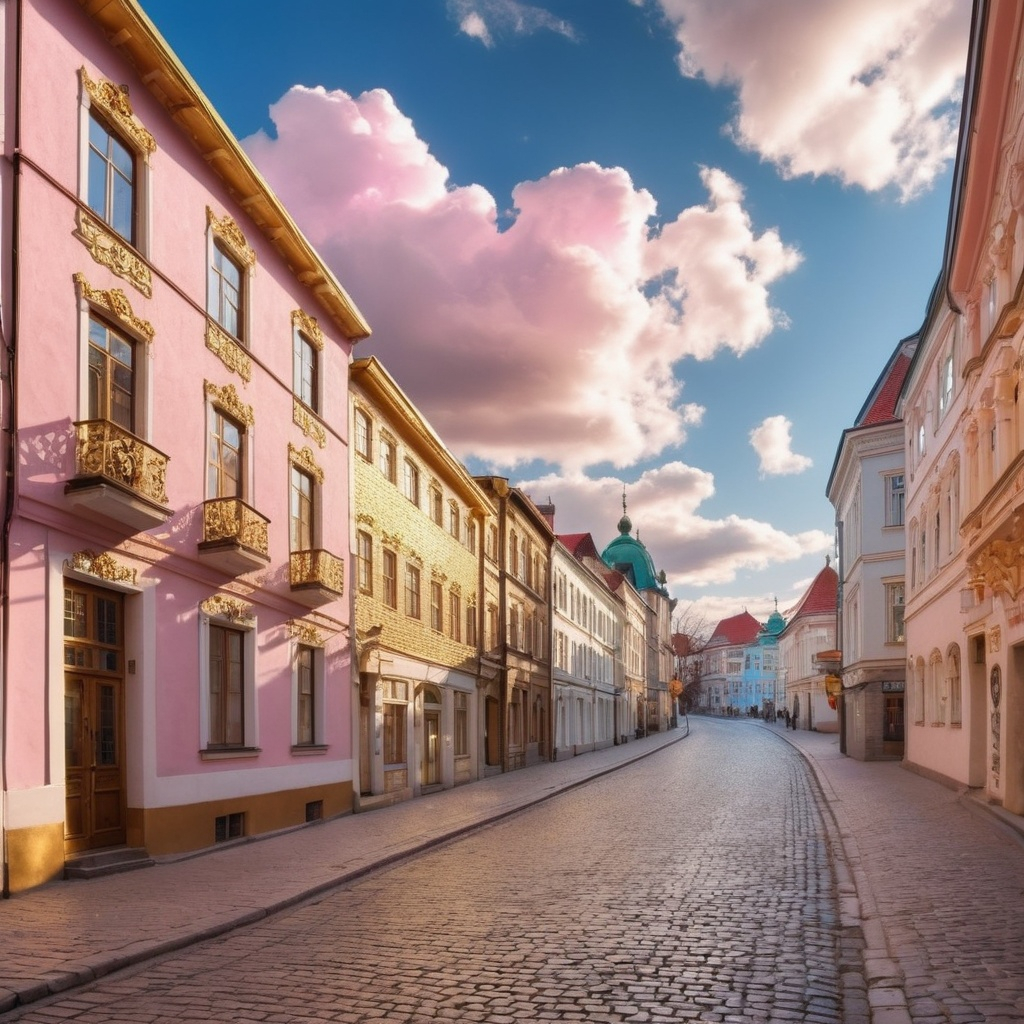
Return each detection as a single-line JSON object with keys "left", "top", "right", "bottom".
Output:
{"left": 708, "top": 610, "right": 762, "bottom": 647}
{"left": 785, "top": 563, "right": 838, "bottom": 621}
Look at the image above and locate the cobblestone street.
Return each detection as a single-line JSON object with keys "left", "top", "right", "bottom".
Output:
{"left": 0, "top": 723, "right": 849, "bottom": 1023}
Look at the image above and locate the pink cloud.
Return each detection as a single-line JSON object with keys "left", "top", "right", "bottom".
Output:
{"left": 244, "top": 85, "right": 800, "bottom": 471}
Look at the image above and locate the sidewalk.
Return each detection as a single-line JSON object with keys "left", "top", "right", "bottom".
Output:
{"left": 0, "top": 729, "right": 687, "bottom": 1014}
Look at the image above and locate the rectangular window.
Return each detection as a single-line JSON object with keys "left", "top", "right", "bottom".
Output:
{"left": 88, "top": 111, "right": 136, "bottom": 244}
{"left": 886, "top": 474, "right": 905, "bottom": 527}
{"left": 403, "top": 459, "right": 420, "bottom": 506}
{"left": 886, "top": 582, "right": 905, "bottom": 643}
{"left": 466, "top": 520, "right": 477, "bottom": 554}
{"left": 430, "top": 487, "right": 443, "bottom": 526}
{"left": 208, "top": 409, "right": 244, "bottom": 498}
{"left": 449, "top": 591, "right": 461, "bottom": 641}
{"left": 487, "top": 604, "right": 499, "bottom": 649}
{"left": 296, "top": 644, "right": 316, "bottom": 746}
{"left": 379, "top": 437, "right": 396, "bottom": 483}
{"left": 354, "top": 409, "right": 372, "bottom": 462}
{"left": 214, "top": 812, "right": 245, "bottom": 842}
{"left": 209, "top": 241, "right": 244, "bottom": 340}
{"left": 466, "top": 603, "right": 477, "bottom": 647}
{"left": 405, "top": 564, "right": 421, "bottom": 618}
{"left": 383, "top": 549, "right": 397, "bottom": 608}
{"left": 87, "top": 316, "right": 135, "bottom": 431}
{"left": 430, "top": 580, "right": 443, "bottom": 631}
{"left": 449, "top": 504, "right": 460, "bottom": 539}
{"left": 293, "top": 333, "right": 319, "bottom": 412}
{"left": 209, "top": 624, "right": 244, "bottom": 747}
{"left": 289, "top": 466, "right": 315, "bottom": 552}
{"left": 454, "top": 692, "right": 468, "bottom": 757}
{"left": 940, "top": 354, "right": 954, "bottom": 413}
{"left": 383, "top": 702, "right": 406, "bottom": 767}
{"left": 357, "top": 531, "right": 373, "bottom": 595}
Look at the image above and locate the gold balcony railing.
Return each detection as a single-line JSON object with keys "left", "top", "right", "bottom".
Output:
{"left": 289, "top": 549, "right": 344, "bottom": 595}
{"left": 73, "top": 419, "right": 169, "bottom": 505}
{"left": 202, "top": 497, "right": 270, "bottom": 557}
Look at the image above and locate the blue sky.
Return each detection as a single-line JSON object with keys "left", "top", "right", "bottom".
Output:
{"left": 142, "top": 0, "right": 969, "bottom": 631}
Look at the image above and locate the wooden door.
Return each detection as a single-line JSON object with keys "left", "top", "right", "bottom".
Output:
{"left": 423, "top": 710, "right": 441, "bottom": 787}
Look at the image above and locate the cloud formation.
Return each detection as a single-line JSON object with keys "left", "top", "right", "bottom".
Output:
{"left": 244, "top": 86, "right": 800, "bottom": 472}
{"left": 518, "top": 463, "right": 831, "bottom": 589}
{"left": 749, "top": 415, "right": 813, "bottom": 477}
{"left": 654, "top": 0, "right": 969, "bottom": 199}
{"left": 446, "top": 0, "right": 577, "bottom": 47}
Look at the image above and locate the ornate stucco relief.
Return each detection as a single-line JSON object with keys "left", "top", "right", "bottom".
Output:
{"left": 205, "top": 381, "right": 254, "bottom": 426}
{"left": 293, "top": 399, "right": 328, "bottom": 449}
{"left": 288, "top": 443, "right": 324, "bottom": 484}
{"left": 291, "top": 308, "right": 325, "bottom": 349}
{"left": 74, "top": 209, "right": 153, "bottom": 297}
{"left": 205, "top": 321, "right": 252, "bottom": 382}
{"left": 207, "top": 207, "right": 256, "bottom": 267}
{"left": 79, "top": 67, "right": 156, "bottom": 154}
{"left": 73, "top": 273, "right": 154, "bottom": 341}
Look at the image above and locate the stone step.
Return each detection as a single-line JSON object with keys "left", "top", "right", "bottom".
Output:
{"left": 64, "top": 846, "right": 155, "bottom": 880}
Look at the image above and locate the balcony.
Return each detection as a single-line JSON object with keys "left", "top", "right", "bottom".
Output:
{"left": 198, "top": 497, "right": 271, "bottom": 574}
{"left": 289, "top": 549, "right": 344, "bottom": 607}
{"left": 65, "top": 419, "right": 172, "bottom": 532}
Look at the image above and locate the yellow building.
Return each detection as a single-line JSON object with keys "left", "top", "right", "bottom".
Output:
{"left": 349, "top": 358, "right": 490, "bottom": 807}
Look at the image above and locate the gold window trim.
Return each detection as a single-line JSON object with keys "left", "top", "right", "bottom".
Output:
{"left": 288, "top": 620, "right": 326, "bottom": 648}
{"left": 205, "top": 321, "right": 252, "bottom": 382}
{"left": 207, "top": 207, "right": 256, "bottom": 267}
{"left": 80, "top": 67, "right": 156, "bottom": 155}
{"left": 292, "top": 309, "right": 324, "bottom": 350}
{"left": 293, "top": 399, "right": 327, "bottom": 449}
{"left": 74, "top": 272, "right": 154, "bottom": 342}
{"left": 74, "top": 209, "right": 153, "bottom": 297}
{"left": 204, "top": 380, "right": 254, "bottom": 426}
{"left": 289, "top": 443, "right": 324, "bottom": 484}
{"left": 70, "top": 549, "right": 138, "bottom": 585}
{"left": 201, "top": 594, "right": 254, "bottom": 623}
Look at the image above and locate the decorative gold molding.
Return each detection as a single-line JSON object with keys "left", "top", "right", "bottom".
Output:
{"left": 379, "top": 427, "right": 397, "bottom": 445}
{"left": 74, "top": 273, "right": 154, "bottom": 342}
{"left": 450, "top": 581, "right": 462, "bottom": 596}
{"left": 356, "top": 512, "right": 375, "bottom": 526}
{"left": 207, "top": 207, "right": 256, "bottom": 267}
{"left": 80, "top": 67, "right": 156, "bottom": 154}
{"left": 201, "top": 594, "right": 254, "bottom": 622}
{"left": 202, "top": 498, "right": 269, "bottom": 555}
{"left": 293, "top": 399, "right": 327, "bottom": 449}
{"left": 74, "top": 209, "right": 152, "bottom": 297}
{"left": 431, "top": 567, "right": 448, "bottom": 583}
{"left": 288, "top": 620, "right": 326, "bottom": 648}
{"left": 205, "top": 321, "right": 252, "bottom": 382}
{"left": 381, "top": 531, "right": 403, "bottom": 549}
{"left": 74, "top": 419, "right": 169, "bottom": 505}
{"left": 289, "top": 550, "right": 344, "bottom": 595}
{"left": 288, "top": 443, "right": 324, "bottom": 483}
{"left": 205, "top": 381, "right": 254, "bottom": 426}
{"left": 292, "top": 309, "right": 324, "bottom": 350}
{"left": 71, "top": 549, "right": 137, "bottom": 585}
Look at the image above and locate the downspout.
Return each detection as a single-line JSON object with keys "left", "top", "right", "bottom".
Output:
{"left": 1, "top": 0, "right": 25, "bottom": 899}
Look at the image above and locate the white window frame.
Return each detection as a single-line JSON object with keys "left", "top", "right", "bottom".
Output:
{"left": 199, "top": 607, "right": 258, "bottom": 755}
{"left": 884, "top": 473, "right": 905, "bottom": 528}
{"left": 292, "top": 641, "right": 326, "bottom": 749}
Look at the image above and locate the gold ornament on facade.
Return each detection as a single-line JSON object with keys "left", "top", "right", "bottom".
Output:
{"left": 202, "top": 497, "right": 270, "bottom": 554}
{"left": 356, "top": 512, "right": 375, "bottom": 527}
{"left": 206, "top": 207, "right": 256, "bottom": 267}
{"left": 293, "top": 399, "right": 327, "bottom": 449}
{"left": 288, "top": 620, "right": 325, "bottom": 648}
{"left": 75, "top": 419, "right": 169, "bottom": 504}
{"left": 79, "top": 67, "right": 156, "bottom": 154}
{"left": 381, "top": 531, "right": 403, "bottom": 549}
{"left": 431, "top": 567, "right": 448, "bottom": 583}
{"left": 74, "top": 209, "right": 152, "bottom": 297}
{"left": 288, "top": 443, "right": 324, "bottom": 484}
{"left": 205, "top": 321, "right": 252, "bottom": 382}
{"left": 291, "top": 309, "right": 324, "bottom": 350}
{"left": 289, "top": 549, "right": 344, "bottom": 594}
{"left": 204, "top": 381, "right": 254, "bottom": 426}
{"left": 71, "top": 549, "right": 137, "bottom": 585}
{"left": 970, "top": 529, "right": 1024, "bottom": 602}
{"left": 201, "top": 594, "right": 254, "bottom": 622}
{"left": 73, "top": 273, "right": 154, "bottom": 342}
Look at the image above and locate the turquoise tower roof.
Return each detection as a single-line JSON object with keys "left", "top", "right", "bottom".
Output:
{"left": 758, "top": 599, "right": 786, "bottom": 645}
{"left": 600, "top": 495, "right": 666, "bottom": 594}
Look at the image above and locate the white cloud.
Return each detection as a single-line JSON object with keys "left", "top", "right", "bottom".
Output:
{"left": 244, "top": 86, "right": 801, "bottom": 471}
{"left": 749, "top": 415, "right": 813, "bottom": 477}
{"left": 654, "top": 0, "right": 970, "bottom": 200}
{"left": 446, "top": 0, "right": 577, "bottom": 45}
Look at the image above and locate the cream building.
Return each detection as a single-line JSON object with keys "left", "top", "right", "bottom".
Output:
{"left": 350, "top": 358, "right": 490, "bottom": 806}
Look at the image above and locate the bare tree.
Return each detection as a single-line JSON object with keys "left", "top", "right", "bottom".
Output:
{"left": 671, "top": 602, "right": 712, "bottom": 714}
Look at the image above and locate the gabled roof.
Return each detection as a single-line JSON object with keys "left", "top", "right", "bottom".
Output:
{"left": 857, "top": 342, "right": 916, "bottom": 426}
{"left": 783, "top": 561, "right": 838, "bottom": 624}
{"left": 558, "top": 533, "right": 601, "bottom": 560}
{"left": 707, "top": 611, "right": 762, "bottom": 648}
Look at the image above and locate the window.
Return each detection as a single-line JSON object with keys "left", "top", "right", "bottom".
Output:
{"left": 886, "top": 582, "right": 905, "bottom": 643}
{"left": 88, "top": 316, "right": 135, "bottom": 430}
{"left": 430, "top": 580, "right": 443, "bottom": 631}
{"left": 948, "top": 646, "right": 962, "bottom": 725}
{"left": 467, "top": 520, "right": 477, "bottom": 554}
{"left": 449, "top": 503, "right": 460, "bottom": 540}
{"left": 508, "top": 530, "right": 517, "bottom": 573}
{"left": 449, "top": 591, "right": 461, "bottom": 642}
{"left": 379, "top": 437, "right": 396, "bottom": 484}
{"left": 487, "top": 604, "right": 498, "bottom": 649}
{"left": 454, "top": 692, "right": 469, "bottom": 756}
{"left": 940, "top": 353, "right": 954, "bottom": 414}
{"left": 382, "top": 549, "right": 397, "bottom": 608}
{"left": 208, "top": 409, "right": 244, "bottom": 498}
{"left": 290, "top": 466, "right": 315, "bottom": 552}
{"left": 886, "top": 474, "right": 905, "bottom": 527}
{"left": 405, "top": 564, "right": 421, "bottom": 618}
{"left": 87, "top": 110, "right": 136, "bottom": 244}
{"left": 357, "top": 531, "right": 373, "bottom": 595}
{"left": 354, "top": 408, "right": 371, "bottom": 462}
{"left": 209, "top": 241, "right": 244, "bottom": 340}
{"left": 383, "top": 703, "right": 406, "bottom": 766}
{"left": 209, "top": 624, "right": 245, "bottom": 747}
{"left": 466, "top": 603, "right": 477, "bottom": 647}
{"left": 430, "top": 487, "right": 443, "bottom": 526}
{"left": 917, "top": 423, "right": 926, "bottom": 458}
{"left": 295, "top": 644, "right": 320, "bottom": 747}
{"left": 510, "top": 605, "right": 521, "bottom": 649}
{"left": 403, "top": 459, "right": 420, "bottom": 506}
{"left": 294, "top": 332, "right": 319, "bottom": 412}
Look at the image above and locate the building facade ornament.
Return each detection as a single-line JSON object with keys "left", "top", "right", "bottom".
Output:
{"left": 79, "top": 66, "right": 156, "bottom": 154}
{"left": 204, "top": 380, "right": 254, "bottom": 426}
{"left": 291, "top": 309, "right": 324, "bottom": 350}
{"left": 70, "top": 549, "right": 137, "bottom": 585}
{"left": 293, "top": 398, "right": 327, "bottom": 449}
{"left": 200, "top": 594, "right": 254, "bottom": 622}
{"left": 74, "top": 209, "right": 152, "bottom": 297}
{"left": 73, "top": 273, "right": 154, "bottom": 341}
{"left": 205, "top": 321, "right": 252, "bottom": 381}
{"left": 288, "top": 619, "right": 325, "bottom": 648}
{"left": 206, "top": 207, "right": 256, "bottom": 267}
{"left": 288, "top": 443, "right": 324, "bottom": 483}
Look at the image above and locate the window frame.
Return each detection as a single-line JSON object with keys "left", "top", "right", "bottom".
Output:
{"left": 86, "top": 107, "right": 138, "bottom": 247}
{"left": 293, "top": 642, "right": 326, "bottom": 749}
{"left": 430, "top": 580, "right": 443, "bottom": 632}
{"left": 199, "top": 607, "right": 257, "bottom": 754}
{"left": 293, "top": 330, "right": 321, "bottom": 414}
{"left": 354, "top": 408, "right": 372, "bottom": 462}
{"left": 357, "top": 530, "right": 374, "bottom": 595}
{"left": 382, "top": 549, "right": 398, "bottom": 609}
{"left": 885, "top": 473, "right": 905, "bottom": 528}
{"left": 403, "top": 459, "right": 421, "bottom": 507}
{"left": 379, "top": 436, "right": 397, "bottom": 484}
{"left": 205, "top": 208, "right": 255, "bottom": 348}
{"left": 885, "top": 581, "right": 905, "bottom": 644}
{"left": 207, "top": 406, "right": 246, "bottom": 500}
{"left": 430, "top": 486, "right": 443, "bottom": 526}
{"left": 405, "top": 563, "right": 421, "bottom": 619}
{"left": 289, "top": 464, "right": 317, "bottom": 553}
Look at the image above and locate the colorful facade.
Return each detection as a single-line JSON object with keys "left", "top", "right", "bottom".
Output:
{"left": 0, "top": 0, "right": 369, "bottom": 891}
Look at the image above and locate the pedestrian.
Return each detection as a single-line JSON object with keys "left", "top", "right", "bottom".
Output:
{"left": 784, "top": 708, "right": 791, "bottom": 728}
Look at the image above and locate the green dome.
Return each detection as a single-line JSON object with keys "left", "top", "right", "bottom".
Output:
{"left": 758, "top": 601, "right": 786, "bottom": 645}
{"left": 601, "top": 511, "right": 664, "bottom": 593}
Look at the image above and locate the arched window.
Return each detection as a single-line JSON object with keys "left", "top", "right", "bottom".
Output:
{"left": 947, "top": 645, "right": 962, "bottom": 725}
{"left": 913, "top": 657, "right": 925, "bottom": 723}
{"left": 929, "top": 649, "right": 944, "bottom": 725}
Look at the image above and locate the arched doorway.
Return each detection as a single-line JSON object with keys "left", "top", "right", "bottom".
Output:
{"left": 420, "top": 684, "right": 442, "bottom": 790}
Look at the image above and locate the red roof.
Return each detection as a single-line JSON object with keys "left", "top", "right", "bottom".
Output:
{"left": 859, "top": 351, "right": 912, "bottom": 426}
{"left": 557, "top": 532, "right": 601, "bottom": 560}
{"left": 785, "top": 562, "right": 838, "bottom": 622}
{"left": 708, "top": 611, "right": 762, "bottom": 647}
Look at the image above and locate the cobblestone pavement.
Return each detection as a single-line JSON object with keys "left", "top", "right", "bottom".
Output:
{"left": 1, "top": 724, "right": 851, "bottom": 1023}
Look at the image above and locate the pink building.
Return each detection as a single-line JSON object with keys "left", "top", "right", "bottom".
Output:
{"left": 0, "top": 0, "right": 370, "bottom": 892}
